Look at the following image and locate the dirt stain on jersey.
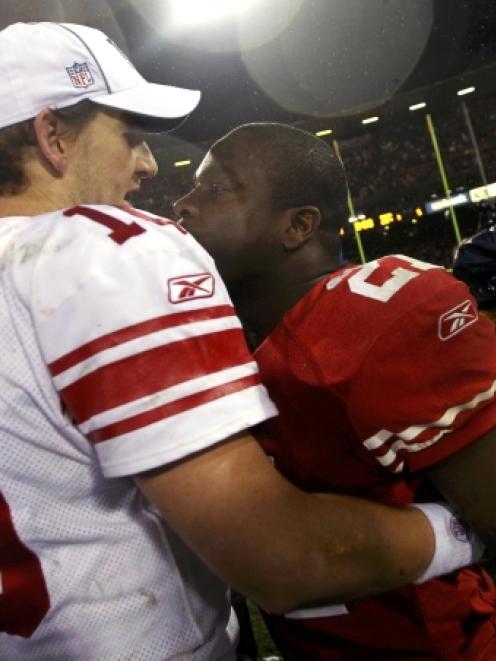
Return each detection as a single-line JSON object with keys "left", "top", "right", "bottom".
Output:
{"left": 139, "top": 588, "right": 158, "bottom": 607}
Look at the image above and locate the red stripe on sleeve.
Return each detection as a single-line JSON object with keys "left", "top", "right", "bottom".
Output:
{"left": 61, "top": 327, "right": 253, "bottom": 423}
{"left": 49, "top": 305, "right": 235, "bottom": 377}
{"left": 88, "top": 373, "right": 261, "bottom": 443}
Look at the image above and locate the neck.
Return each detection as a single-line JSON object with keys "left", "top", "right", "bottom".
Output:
{"left": 0, "top": 166, "right": 76, "bottom": 218}
{"left": 0, "top": 197, "right": 54, "bottom": 218}
{"left": 230, "top": 250, "right": 340, "bottom": 349}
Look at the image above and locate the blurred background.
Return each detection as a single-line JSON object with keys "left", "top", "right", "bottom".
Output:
{"left": 5, "top": 0, "right": 496, "bottom": 265}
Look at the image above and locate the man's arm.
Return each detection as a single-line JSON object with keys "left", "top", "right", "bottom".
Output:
{"left": 428, "top": 426, "right": 496, "bottom": 551}
{"left": 137, "top": 431, "right": 434, "bottom": 614}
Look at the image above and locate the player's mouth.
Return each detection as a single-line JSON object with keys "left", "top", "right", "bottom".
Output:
{"left": 178, "top": 217, "right": 194, "bottom": 232}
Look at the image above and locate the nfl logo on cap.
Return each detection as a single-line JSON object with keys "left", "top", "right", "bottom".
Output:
{"left": 66, "top": 62, "right": 94, "bottom": 88}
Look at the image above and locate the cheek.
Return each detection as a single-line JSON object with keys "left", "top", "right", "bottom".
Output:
{"left": 190, "top": 201, "right": 228, "bottom": 232}
{"left": 92, "top": 143, "right": 132, "bottom": 177}
{"left": 108, "top": 150, "right": 132, "bottom": 178}
{"left": 187, "top": 215, "right": 232, "bottom": 255}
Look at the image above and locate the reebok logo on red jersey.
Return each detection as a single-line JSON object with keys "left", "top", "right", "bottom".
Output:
{"left": 168, "top": 273, "right": 215, "bottom": 303}
{"left": 438, "top": 299, "right": 478, "bottom": 340}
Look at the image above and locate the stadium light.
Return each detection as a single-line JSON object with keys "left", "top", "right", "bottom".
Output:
{"left": 169, "top": 0, "right": 260, "bottom": 26}
{"left": 409, "top": 102, "right": 426, "bottom": 111}
{"left": 361, "top": 116, "right": 379, "bottom": 125}
{"left": 457, "top": 86, "right": 475, "bottom": 96}
{"left": 315, "top": 129, "right": 333, "bottom": 137}
{"left": 174, "top": 160, "right": 192, "bottom": 167}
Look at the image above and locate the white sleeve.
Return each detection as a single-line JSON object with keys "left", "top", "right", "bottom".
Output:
{"left": 31, "top": 205, "right": 277, "bottom": 477}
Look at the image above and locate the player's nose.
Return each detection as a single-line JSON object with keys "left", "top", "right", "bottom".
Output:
{"left": 174, "top": 189, "right": 197, "bottom": 220}
{"left": 135, "top": 142, "right": 158, "bottom": 180}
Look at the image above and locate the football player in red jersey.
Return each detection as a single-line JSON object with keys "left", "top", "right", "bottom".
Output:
{"left": 176, "top": 122, "right": 496, "bottom": 659}
{"left": 0, "top": 22, "right": 477, "bottom": 661}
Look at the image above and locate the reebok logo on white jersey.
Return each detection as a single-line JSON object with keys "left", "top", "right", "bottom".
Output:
{"left": 438, "top": 299, "right": 478, "bottom": 340}
{"left": 168, "top": 273, "right": 214, "bottom": 303}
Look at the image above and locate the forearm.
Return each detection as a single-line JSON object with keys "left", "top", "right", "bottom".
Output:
{"left": 137, "top": 433, "right": 435, "bottom": 613}
{"left": 240, "top": 491, "right": 434, "bottom": 613}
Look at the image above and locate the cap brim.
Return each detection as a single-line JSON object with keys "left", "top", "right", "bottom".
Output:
{"left": 91, "top": 82, "right": 201, "bottom": 133}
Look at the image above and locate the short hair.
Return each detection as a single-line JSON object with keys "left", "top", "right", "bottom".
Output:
{"left": 0, "top": 100, "right": 99, "bottom": 196}
{"left": 212, "top": 122, "right": 349, "bottom": 237}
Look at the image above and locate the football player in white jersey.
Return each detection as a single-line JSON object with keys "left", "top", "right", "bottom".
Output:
{"left": 175, "top": 122, "right": 496, "bottom": 659}
{"left": 0, "top": 23, "right": 484, "bottom": 660}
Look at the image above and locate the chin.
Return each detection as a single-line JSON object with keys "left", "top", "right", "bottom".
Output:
{"left": 104, "top": 196, "right": 128, "bottom": 208}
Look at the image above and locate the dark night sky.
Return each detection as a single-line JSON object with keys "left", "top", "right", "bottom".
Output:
{"left": 3, "top": 0, "right": 496, "bottom": 142}
{"left": 118, "top": 0, "right": 496, "bottom": 141}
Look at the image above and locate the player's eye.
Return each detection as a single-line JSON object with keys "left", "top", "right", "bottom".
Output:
{"left": 124, "top": 131, "right": 146, "bottom": 148}
{"left": 208, "top": 183, "right": 230, "bottom": 194}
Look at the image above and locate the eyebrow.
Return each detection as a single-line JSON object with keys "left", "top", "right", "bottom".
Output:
{"left": 196, "top": 162, "right": 240, "bottom": 185}
{"left": 122, "top": 120, "right": 146, "bottom": 134}
{"left": 120, "top": 112, "right": 162, "bottom": 135}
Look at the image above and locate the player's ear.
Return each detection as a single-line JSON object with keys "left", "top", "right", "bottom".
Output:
{"left": 33, "top": 108, "right": 70, "bottom": 175}
{"left": 281, "top": 206, "right": 321, "bottom": 251}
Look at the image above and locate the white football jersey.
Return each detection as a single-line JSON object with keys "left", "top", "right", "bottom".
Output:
{"left": 0, "top": 205, "right": 277, "bottom": 659}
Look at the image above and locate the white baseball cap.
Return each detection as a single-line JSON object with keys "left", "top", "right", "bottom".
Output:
{"left": 0, "top": 22, "right": 201, "bottom": 131}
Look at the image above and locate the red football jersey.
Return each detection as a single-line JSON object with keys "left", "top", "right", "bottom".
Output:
{"left": 254, "top": 255, "right": 496, "bottom": 660}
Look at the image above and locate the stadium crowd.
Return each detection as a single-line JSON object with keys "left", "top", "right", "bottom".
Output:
{"left": 130, "top": 90, "right": 496, "bottom": 271}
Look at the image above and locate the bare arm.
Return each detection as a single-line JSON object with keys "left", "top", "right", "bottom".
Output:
{"left": 136, "top": 431, "right": 434, "bottom": 614}
{"left": 428, "top": 427, "right": 496, "bottom": 551}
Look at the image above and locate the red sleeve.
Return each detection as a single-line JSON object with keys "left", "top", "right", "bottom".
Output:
{"left": 348, "top": 274, "right": 496, "bottom": 473}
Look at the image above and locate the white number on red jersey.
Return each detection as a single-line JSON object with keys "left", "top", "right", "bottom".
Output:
{"left": 347, "top": 256, "right": 438, "bottom": 302}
